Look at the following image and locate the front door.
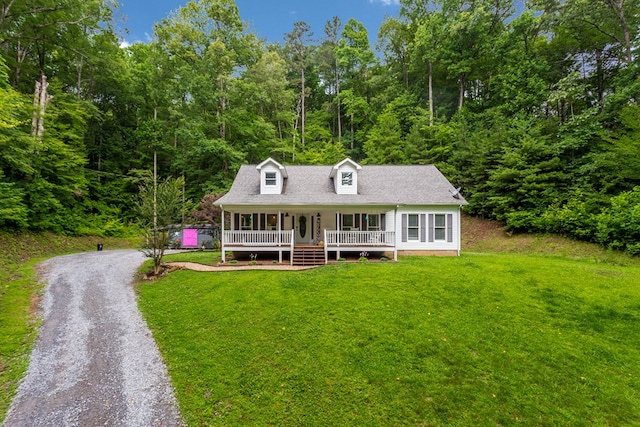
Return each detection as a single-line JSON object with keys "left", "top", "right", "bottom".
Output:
{"left": 295, "top": 214, "right": 311, "bottom": 244}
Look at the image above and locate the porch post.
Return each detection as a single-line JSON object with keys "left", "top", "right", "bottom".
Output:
{"left": 336, "top": 211, "right": 341, "bottom": 260}
{"left": 324, "top": 229, "right": 328, "bottom": 264}
{"left": 290, "top": 229, "right": 294, "bottom": 266}
{"left": 278, "top": 210, "right": 282, "bottom": 263}
{"left": 221, "top": 208, "right": 226, "bottom": 263}
{"left": 393, "top": 207, "right": 398, "bottom": 261}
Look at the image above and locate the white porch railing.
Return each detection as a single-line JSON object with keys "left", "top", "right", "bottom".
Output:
{"left": 223, "top": 230, "right": 293, "bottom": 246}
{"left": 324, "top": 230, "right": 395, "bottom": 247}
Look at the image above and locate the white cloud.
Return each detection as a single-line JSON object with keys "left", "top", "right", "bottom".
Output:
{"left": 369, "top": 0, "right": 400, "bottom": 5}
{"left": 120, "top": 33, "right": 153, "bottom": 49}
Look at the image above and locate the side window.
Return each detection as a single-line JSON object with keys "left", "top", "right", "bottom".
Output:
{"left": 240, "top": 214, "right": 253, "bottom": 230}
{"left": 342, "top": 214, "right": 354, "bottom": 230}
{"left": 367, "top": 214, "right": 380, "bottom": 231}
{"left": 434, "top": 214, "right": 446, "bottom": 240}
{"left": 266, "top": 214, "right": 278, "bottom": 230}
{"left": 407, "top": 214, "right": 419, "bottom": 241}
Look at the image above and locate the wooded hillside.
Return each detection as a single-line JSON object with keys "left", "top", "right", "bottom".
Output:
{"left": 1, "top": 0, "right": 638, "bottom": 253}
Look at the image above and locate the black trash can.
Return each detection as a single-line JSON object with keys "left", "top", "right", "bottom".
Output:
{"left": 97, "top": 243, "right": 103, "bottom": 251}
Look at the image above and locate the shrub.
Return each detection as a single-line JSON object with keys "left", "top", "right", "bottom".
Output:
{"left": 597, "top": 187, "right": 640, "bottom": 254}
{"left": 536, "top": 194, "right": 599, "bottom": 241}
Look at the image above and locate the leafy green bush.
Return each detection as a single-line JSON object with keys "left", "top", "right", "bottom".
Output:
{"left": 597, "top": 187, "right": 640, "bottom": 254}
{"left": 503, "top": 209, "right": 542, "bottom": 232}
{"left": 0, "top": 181, "right": 28, "bottom": 229}
{"left": 536, "top": 193, "right": 600, "bottom": 241}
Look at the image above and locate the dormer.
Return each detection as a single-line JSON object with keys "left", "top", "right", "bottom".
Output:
{"left": 329, "top": 158, "right": 362, "bottom": 195}
{"left": 256, "top": 158, "right": 287, "bottom": 195}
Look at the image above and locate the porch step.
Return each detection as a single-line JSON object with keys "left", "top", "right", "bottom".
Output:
{"left": 292, "top": 245, "right": 325, "bottom": 266}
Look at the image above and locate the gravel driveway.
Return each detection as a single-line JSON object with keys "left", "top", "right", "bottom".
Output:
{"left": 4, "top": 250, "right": 182, "bottom": 427}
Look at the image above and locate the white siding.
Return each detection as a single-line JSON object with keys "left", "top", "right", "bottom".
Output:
{"left": 259, "top": 163, "right": 283, "bottom": 194}
{"left": 334, "top": 163, "right": 358, "bottom": 195}
{"left": 395, "top": 206, "right": 461, "bottom": 252}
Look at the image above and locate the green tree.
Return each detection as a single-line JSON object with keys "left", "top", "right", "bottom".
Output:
{"left": 363, "top": 110, "right": 405, "bottom": 164}
{"left": 284, "top": 21, "right": 314, "bottom": 151}
{"left": 317, "top": 17, "right": 343, "bottom": 142}
{"left": 137, "top": 176, "right": 192, "bottom": 275}
{"left": 377, "top": 17, "right": 412, "bottom": 91}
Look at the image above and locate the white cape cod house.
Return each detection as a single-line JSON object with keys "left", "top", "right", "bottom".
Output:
{"left": 214, "top": 158, "right": 467, "bottom": 265}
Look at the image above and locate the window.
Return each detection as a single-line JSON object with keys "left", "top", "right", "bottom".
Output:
{"left": 342, "top": 214, "right": 354, "bottom": 230}
{"left": 407, "top": 214, "right": 419, "bottom": 241}
{"left": 434, "top": 214, "right": 446, "bottom": 240}
{"left": 266, "top": 214, "right": 278, "bottom": 229}
{"left": 240, "top": 214, "right": 253, "bottom": 230}
{"left": 265, "top": 172, "right": 276, "bottom": 186}
{"left": 341, "top": 171, "right": 353, "bottom": 186}
{"left": 367, "top": 214, "right": 380, "bottom": 231}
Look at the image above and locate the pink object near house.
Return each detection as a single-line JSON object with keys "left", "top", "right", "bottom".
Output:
{"left": 182, "top": 229, "right": 198, "bottom": 247}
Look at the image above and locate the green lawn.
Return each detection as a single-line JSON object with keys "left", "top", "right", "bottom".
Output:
{"left": 139, "top": 253, "right": 640, "bottom": 426}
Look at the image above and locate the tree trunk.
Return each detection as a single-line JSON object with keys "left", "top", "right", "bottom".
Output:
{"left": 335, "top": 58, "right": 342, "bottom": 143}
{"left": 220, "top": 78, "right": 226, "bottom": 140}
{"left": 458, "top": 72, "right": 466, "bottom": 111}
{"left": 301, "top": 67, "right": 306, "bottom": 148}
{"left": 31, "top": 73, "right": 51, "bottom": 138}
{"left": 350, "top": 113, "right": 354, "bottom": 150}
{"left": 76, "top": 56, "right": 83, "bottom": 98}
{"left": 403, "top": 54, "right": 409, "bottom": 90}
{"left": 428, "top": 61, "right": 434, "bottom": 126}
{"left": 605, "top": 0, "right": 632, "bottom": 63}
{"left": 595, "top": 49, "right": 604, "bottom": 108}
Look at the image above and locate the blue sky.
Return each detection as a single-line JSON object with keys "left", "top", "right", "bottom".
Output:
{"left": 117, "top": 0, "right": 401, "bottom": 47}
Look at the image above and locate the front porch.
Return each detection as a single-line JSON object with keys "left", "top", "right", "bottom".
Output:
{"left": 221, "top": 229, "right": 397, "bottom": 265}
{"left": 220, "top": 209, "right": 398, "bottom": 265}
{"left": 324, "top": 230, "right": 396, "bottom": 262}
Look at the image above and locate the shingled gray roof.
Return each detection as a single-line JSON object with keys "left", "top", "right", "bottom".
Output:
{"left": 215, "top": 164, "right": 467, "bottom": 207}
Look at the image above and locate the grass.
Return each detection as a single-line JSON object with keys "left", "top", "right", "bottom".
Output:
{"left": 139, "top": 253, "right": 640, "bottom": 426}
{"left": 164, "top": 250, "right": 221, "bottom": 266}
{"left": 2, "top": 218, "right": 639, "bottom": 425}
{"left": 0, "top": 232, "right": 138, "bottom": 421}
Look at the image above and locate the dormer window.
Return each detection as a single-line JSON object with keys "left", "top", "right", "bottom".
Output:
{"left": 265, "top": 172, "right": 276, "bottom": 186}
{"left": 341, "top": 172, "right": 353, "bottom": 186}
{"left": 330, "top": 158, "right": 362, "bottom": 195}
{"left": 257, "top": 157, "right": 287, "bottom": 195}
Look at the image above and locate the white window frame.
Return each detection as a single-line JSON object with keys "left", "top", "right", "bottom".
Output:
{"left": 266, "top": 213, "right": 278, "bottom": 230}
{"left": 434, "top": 214, "right": 446, "bottom": 241}
{"left": 407, "top": 214, "right": 420, "bottom": 241}
{"left": 341, "top": 214, "right": 354, "bottom": 230}
{"left": 265, "top": 172, "right": 277, "bottom": 186}
{"left": 240, "top": 214, "right": 253, "bottom": 230}
{"left": 341, "top": 171, "right": 353, "bottom": 186}
{"left": 367, "top": 214, "right": 380, "bottom": 231}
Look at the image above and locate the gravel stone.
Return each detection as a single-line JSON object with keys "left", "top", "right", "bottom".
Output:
{"left": 4, "top": 250, "right": 182, "bottom": 427}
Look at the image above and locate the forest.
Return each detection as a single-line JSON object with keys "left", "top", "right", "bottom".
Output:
{"left": 0, "top": 0, "right": 639, "bottom": 254}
